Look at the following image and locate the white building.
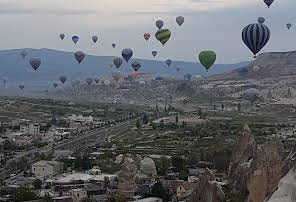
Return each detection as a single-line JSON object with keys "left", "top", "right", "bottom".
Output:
{"left": 32, "top": 160, "right": 63, "bottom": 177}
{"left": 69, "top": 114, "right": 93, "bottom": 124}
{"left": 20, "top": 123, "right": 40, "bottom": 135}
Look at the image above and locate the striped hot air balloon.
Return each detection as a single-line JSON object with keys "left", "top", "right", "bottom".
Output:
{"left": 242, "top": 23, "right": 270, "bottom": 58}
{"left": 155, "top": 29, "right": 171, "bottom": 46}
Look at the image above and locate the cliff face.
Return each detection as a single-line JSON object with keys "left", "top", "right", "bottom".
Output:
{"left": 228, "top": 125, "right": 282, "bottom": 202}
{"left": 211, "top": 51, "right": 296, "bottom": 80}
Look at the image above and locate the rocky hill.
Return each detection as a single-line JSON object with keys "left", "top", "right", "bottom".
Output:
{"left": 210, "top": 51, "right": 296, "bottom": 81}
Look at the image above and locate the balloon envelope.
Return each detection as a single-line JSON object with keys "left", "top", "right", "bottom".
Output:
{"left": 113, "top": 57, "right": 123, "bottom": 68}
{"left": 20, "top": 50, "right": 27, "bottom": 59}
{"left": 29, "top": 57, "right": 41, "bottom": 71}
{"left": 155, "top": 29, "right": 171, "bottom": 46}
{"left": 131, "top": 61, "right": 141, "bottom": 71}
{"left": 199, "top": 51, "right": 216, "bottom": 71}
{"left": 166, "top": 59, "right": 172, "bottom": 67}
{"left": 242, "top": 23, "right": 270, "bottom": 57}
{"left": 287, "top": 23, "right": 292, "bottom": 30}
{"left": 19, "top": 85, "right": 24, "bottom": 90}
{"left": 92, "top": 36, "right": 98, "bottom": 43}
{"left": 112, "top": 72, "right": 121, "bottom": 82}
{"left": 121, "top": 48, "right": 133, "bottom": 62}
{"left": 60, "top": 34, "right": 65, "bottom": 40}
{"left": 132, "top": 71, "right": 138, "bottom": 79}
{"left": 156, "top": 20, "right": 164, "bottom": 29}
{"left": 72, "top": 36, "right": 79, "bottom": 44}
{"left": 258, "top": 17, "right": 265, "bottom": 24}
{"left": 74, "top": 51, "right": 85, "bottom": 64}
{"left": 112, "top": 43, "right": 116, "bottom": 48}
{"left": 152, "top": 51, "right": 157, "bottom": 58}
{"left": 53, "top": 83, "right": 58, "bottom": 88}
{"left": 86, "top": 77, "right": 93, "bottom": 85}
{"left": 263, "top": 0, "right": 274, "bottom": 8}
{"left": 144, "top": 33, "right": 150, "bottom": 41}
{"left": 59, "top": 76, "right": 67, "bottom": 84}
{"left": 176, "top": 16, "right": 184, "bottom": 26}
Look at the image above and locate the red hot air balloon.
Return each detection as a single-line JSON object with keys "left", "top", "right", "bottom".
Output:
{"left": 144, "top": 33, "right": 150, "bottom": 41}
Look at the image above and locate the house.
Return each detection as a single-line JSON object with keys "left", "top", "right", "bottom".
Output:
{"left": 20, "top": 123, "right": 40, "bottom": 135}
{"left": 32, "top": 160, "right": 63, "bottom": 177}
{"left": 70, "top": 189, "right": 87, "bottom": 202}
{"left": 7, "top": 132, "right": 32, "bottom": 148}
{"left": 68, "top": 114, "right": 93, "bottom": 124}
{"left": 176, "top": 181, "right": 195, "bottom": 199}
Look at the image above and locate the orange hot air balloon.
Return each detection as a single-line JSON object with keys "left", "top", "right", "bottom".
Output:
{"left": 132, "top": 71, "right": 138, "bottom": 79}
{"left": 144, "top": 33, "right": 150, "bottom": 41}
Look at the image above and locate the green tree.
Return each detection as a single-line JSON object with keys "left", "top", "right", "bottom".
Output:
{"left": 160, "top": 119, "right": 164, "bottom": 128}
{"left": 136, "top": 119, "right": 141, "bottom": 129}
{"left": 13, "top": 187, "right": 40, "bottom": 202}
{"left": 151, "top": 182, "right": 168, "bottom": 200}
{"left": 156, "top": 156, "right": 171, "bottom": 175}
{"left": 32, "top": 179, "right": 42, "bottom": 190}
{"left": 175, "top": 114, "right": 179, "bottom": 123}
{"left": 143, "top": 114, "right": 149, "bottom": 124}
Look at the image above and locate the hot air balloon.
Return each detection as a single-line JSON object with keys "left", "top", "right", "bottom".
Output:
{"left": 20, "top": 50, "right": 27, "bottom": 59}
{"left": 113, "top": 57, "right": 123, "bottom": 68}
{"left": 19, "top": 85, "right": 24, "bottom": 90}
{"left": 112, "top": 43, "right": 116, "bottom": 48}
{"left": 121, "top": 49, "right": 133, "bottom": 62}
{"left": 156, "top": 20, "right": 164, "bottom": 29}
{"left": 176, "top": 16, "right": 184, "bottom": 26}
{"left": 59, "top": 76, "right": 67, "bottom": 84}
{"left": 94, "top": 78, "right": 100, "bottom": 84}
{"left": 244, "top": 88, "right": 260, "bottom": 102}
{"left": 29, "top": 57, "right": 41, "bottom": 71}
{"left": 144, "top": 33, "right": 150, "bottom": 41}
{"left": 199, "top": 51, "right": 216, "bottom": 71}
{"left": 60, "top": 34, "right": 65, "bottom": 40}
{"left": 109, "top": 61, "right": 114, "bottom": 68}
{"left": 74, "top": 51, "right": 85, "bottom": 64}
{"left": 72, "top": 36, "right": 79, "bottom": 44}
{"left": 155, "top": 76, "right": 163, "bottom": 81}
{"left": 176, "top": 67, "right": 180, "bottom": 72}
{"left": 112, "top": 72, "right": 121, "bottom": 83}
{"left": 53, "top": 83, "right": 58, "bottom": 88}
{"left": 263, "top": 0, "right": 274, "bottom": 8}
{"left": 152, "top": 51, "right": 157, "bottom": 58}
{"left": 132, "top": 71, "right": 138, "bottom": 79}
{"left": 166, "top": 59, "right": 172, "bottom": 67}
{"left": 100, "top": 78, "right": 105, "bottom": 85}
{"left": 287, "top": 23, "right": 292, "bottom": 30}
{"left": 123, "top": 77, "right": 129, "bottom": 82}
{"left": 2, "top": 78, "right": 7, "bottom": 85}
{"left": 258, "top": 17, "right": 265, "bottom": 24}
{"left": 86, "top": 77, "right": 93, "bottom": 85}
{"left": 131, "top": 61, "right": 141, "bottom": 71}
{"left": 242, "top": 23, "right": 270, "bottom": 58}
{"left": 92, "top": 36, "right": 98, "bottom": 43}
{"left": 155, "top": 29, "right": 171, "bottom": 46}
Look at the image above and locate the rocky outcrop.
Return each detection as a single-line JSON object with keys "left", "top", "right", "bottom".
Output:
{"left": 114, "top": 154, "right": 124, "bottom": 164}
{"left": 228, "top": 125, "right": 282, "bottom": 202}
{"left": 189, "top": 168, "right": 225, "bottom": 202}
{"left": 266, "top": 168, "right": 296, "bottom": 202}
{"left": 116, "top": 157, "right": 138, "bottom": 199}
{"left": 139, "top": 157, "right": 157, "bottom": 177}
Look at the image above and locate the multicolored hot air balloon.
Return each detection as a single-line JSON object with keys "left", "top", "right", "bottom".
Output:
{"left": 112, "top": 43, "right": 116, "bottom": 48}
{"left": 131, "top": 61, "right": 141, "bottom": 72}
{"left": 258, "top": 17, "right": 265, "bottom": 24}
{"left": 166, "top": 59, "right": 172, "bottom": 67}
{"left": 144, "top": 33, "right": 150, "bottom": 41}
{"left": 156, "top": 20, "right": 164, "bottom": 29}
{"left": 113, "top": 57, "right": 123, "bottom": 68}
{"left": 94, "top": 78, "right": 100, "bottom": 84}
{"left": 20, "top": 50, "right": 27, "bottom": 59}
{"left": 155, "top": 29, "right": 171, "bottom": 46}
{"left": 263, "top": 0, "right": 274, "bottom": 8}
{"left": 86, "top": 77, "right": 93, "bottom": 86}
{"left": 59, "top": 76, "right": 67, "bottom": 84}
{"left": 287, "top": 23, "right": 292, "bottom": 30}
{"left": 53, "top": 83, "right": 58, "bottom": 88}
{"left": 242, "top": 23, "right": 270, "bottom": 58}
{"left": 132, "top": 71, "right": 138, "bottom": 79}
{"left": 176, "top": 16, "right": 184, "bottom": 26}
{"left": 152, "top": 51, "right": 157, "bottom": 58}
{"left": 74, "top": 51, "right": 85, "bottom": 64}
{"left": 60, "top": 34, "right": 65, "bottom": 40}
{"left": 112, "top": 72, "right": 121, "bottom": 83}
{"left": 92, "top": 36, "right": 98, "bottom": 43}
{"left": 29, "top": 57, "right": 41, "bottom": 71}
{"left": 121, "top": 49, "right": 133, "bottom": 62}
{"left": 199, "top": 51, "right": 216, "bottom": 71}
{"left": 72, "top": 36, "right": 79, "bottom": 44}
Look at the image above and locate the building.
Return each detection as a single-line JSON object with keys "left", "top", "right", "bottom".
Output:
{"left": 20, "top": 123, "right": 40, "bottom": 135}
{"left": 32, "top": 160, "right": 63, "bottom": 177}
{"left": 70, "top": 189, "right": 87, "bottom": 202}
{"left": 68, "top": 114, "right": 93, "bottom": 124}
{"left": 7, "top": 132, "right": 32, "bottom": 148}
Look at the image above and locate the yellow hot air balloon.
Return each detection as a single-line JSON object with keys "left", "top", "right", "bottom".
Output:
{"left": 109, "top": 61, "right": 114, "bottom": 68}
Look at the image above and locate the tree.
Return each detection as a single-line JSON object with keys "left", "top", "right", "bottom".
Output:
{"left": 32, "top": 179, "right": 42, "bottom": 190}
{"left": 156, "top": 156, "right": 171, "bottom": 175}
{"left": 151, "top": 182, "right": 168, "bottom": 200}
{"left": 13, "top": 187, "right": 40, "bottom": 202}
{"left": 181, "top": 121, "right": 186, "bottom": 128}
{"left": 238, "top": 103, "right": 241, "bottom": 112}
{"left": 136, "top": 119, "right": 141, "bottom": 129}
{"left": 143, "top": 114, "right": 149, "bottom": 124}
{"left": 198, "top": 108, "right": 202, "bottom": 117}
{"left": 221, "top": 103, "right": 224, "bottom": 111}
{"left": 172, "top": 156, "right": 185, "bottom": 172}
{"left": 42, "top": 193, "right": 52, "bottom": 202}
{"left": 160, "top": 119, "right": 164, "bottom": 128}
{"left": 175, "top": 114, "right": 179, "bottom": 123}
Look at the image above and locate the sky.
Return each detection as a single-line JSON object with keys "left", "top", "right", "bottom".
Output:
{"left": 0, "top": 0, "right": 296, "bottom": 64}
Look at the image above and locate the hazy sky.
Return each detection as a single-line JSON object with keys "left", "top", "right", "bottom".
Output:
{"left": 0, "top": 0, "right": 296, "bottom": 63}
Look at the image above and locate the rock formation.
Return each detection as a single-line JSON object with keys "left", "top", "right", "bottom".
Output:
{"left": 189, "top": 168, "right": 225, "bottom": 202}
{"left": 114, "top": 154, "right": 124, "bottom": 164}
{"left": 228, "top": 125, "right": 282, "bottom": 202}
{"left": 139, "top": 157, "right": 157, "bottom": 177}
